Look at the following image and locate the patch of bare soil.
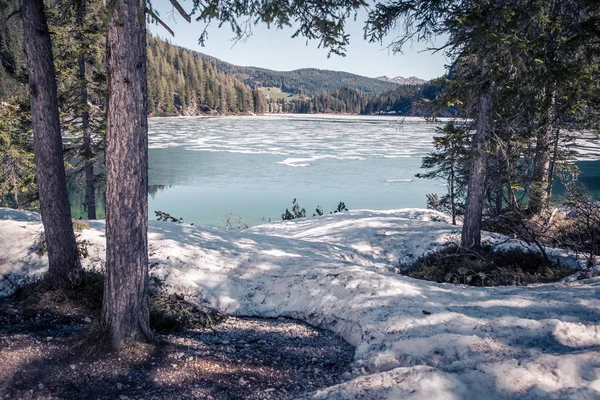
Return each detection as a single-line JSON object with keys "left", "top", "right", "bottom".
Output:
{"left": 0, "top": 299, "right": 354, "bottom": 399}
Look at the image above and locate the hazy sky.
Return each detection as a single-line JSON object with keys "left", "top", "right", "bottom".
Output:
{"left": 148, "top": 0, "right": 449, "bottom": 80}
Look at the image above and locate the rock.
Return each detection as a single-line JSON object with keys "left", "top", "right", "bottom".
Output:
{"left": 341, "top": 372, "right": 353, "bottom": 381}
{"left": 37, "top": 383, "right": 44, "bottom": 390}
{"left": 83, "top": 317, "right": 92, "bottom": 323}
{"left": 69, "top": 364, "right": 76, "bottom": 371}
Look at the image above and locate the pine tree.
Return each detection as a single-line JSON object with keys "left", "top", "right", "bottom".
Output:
{"left": 0, "top": 101, "right": 36, "bottom": 208}
{"left": 19, "top": 0, "right": 84, "bottom": 288}
{"left": 102, "top": 0, "right": 152, "bottom": 349}
{"left": 416, "top": 123, "right": 471, "bottom": 225}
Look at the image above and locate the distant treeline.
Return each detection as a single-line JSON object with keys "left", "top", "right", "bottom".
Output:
{"left": 148, "top": 36, "right": 453, "bottom": 117}
{"left": 278, "top": 82, "right": 456, "bottom": 117}
{"left": 195, "top": 53, "right": 401, "bottom": 96}
{"left": 1, "top": 23, "right": 450, "bottom": 117}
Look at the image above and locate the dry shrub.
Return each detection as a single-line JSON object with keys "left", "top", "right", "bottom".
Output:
{"left": 404, "top": 245, "right": 573, "bottom": 287}
{"left": 150, "top": 292, "right": 226, "bottom": 333}
{"left": 11, "top": 269, "right": 105, "bottom": 315}
{"left": 72, "top": 219, "right": 91, "bottom": 231}
{"left": 9, "top": 271, "right": 225, "bottom": 333}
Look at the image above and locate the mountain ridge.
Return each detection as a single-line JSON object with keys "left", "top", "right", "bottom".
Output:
{"left": 375, "top": 75, "right": 428, "bottom": 85}
{"left": 194, "top": 50, "right": 401, "bottom": 96}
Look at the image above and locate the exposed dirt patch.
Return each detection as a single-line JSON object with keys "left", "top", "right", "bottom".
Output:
{"left": 0, "top": 298, "right": 354, "bottom": 399}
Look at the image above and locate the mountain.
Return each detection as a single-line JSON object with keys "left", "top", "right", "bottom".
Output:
{"left": 376, "top": 75, "right": 428, "bottom": 85}
{"left": 196, "top": 52, "right": 400, "bottom": 96}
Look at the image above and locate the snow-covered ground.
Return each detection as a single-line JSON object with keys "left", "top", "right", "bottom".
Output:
{"left": 1, "top": 208, "right": 599, "bottom": 399}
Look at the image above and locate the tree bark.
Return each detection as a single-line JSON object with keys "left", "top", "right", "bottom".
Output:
{"left": 77, "top": 1, "right": 96, "bottom": 220}
{"left": 461, "top": 78, "right": 495, "bottom": 249}
{"left": 449, "top": 162, "right": 456, "bottom": 225}
{"left": 102, "top": 0, "right": 152, "bottom": 349}
{"left": 19, "top": 0, "right": 84, "bottom": 288}
{"left": 529, "top": 90, "right": 556, "bottom": 214}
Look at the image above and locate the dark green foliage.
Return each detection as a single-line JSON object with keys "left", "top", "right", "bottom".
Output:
{"left": 190, "top": 0, "right": 368, "bottom": 58}
{"left": 147, "top": 35, "right": 256, "bottom": 115}
{"left": 0, "top": 1, "right": 26, "bottom": 100}
{"left": 404, "top": 245, "right": 573, "bottom": 287}
{"left": 417, "top": 122, "right": 470, "bottom": 224}
{"left": 335, "top": 202, "right": 348, "bottom": 213}
{"left": 0, "top": 100, "right": 36, "bottom": 208}
{"left": 282, "top": 198, "right": 306, "bottom": 220}
{"left": 283, "top": 199, "right": 348, "bottom": 220}
{"left": 155, "top": 210, "right": 184, "bottom": 223}
{"left": 363, "top": 78, "right": 455, "bottom": 117}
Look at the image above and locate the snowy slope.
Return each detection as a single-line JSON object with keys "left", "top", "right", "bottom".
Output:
{"left": 1, "top": 208, "right": 599, "bottom": 399}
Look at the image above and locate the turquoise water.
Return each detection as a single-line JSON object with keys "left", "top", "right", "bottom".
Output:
{"left": 68, "top": 115, "right": 600, "bottom": 226}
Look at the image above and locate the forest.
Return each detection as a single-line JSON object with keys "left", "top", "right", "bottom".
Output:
{"left": 0, "top": 0, "right": 600, "bottom": 398}
{"left": 1, "top": 8, "right": 445, "bottom": 117}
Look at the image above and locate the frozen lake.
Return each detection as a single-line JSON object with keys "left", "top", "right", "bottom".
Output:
{"left": 69, "top": 114, "right": 600, "bottom": 226}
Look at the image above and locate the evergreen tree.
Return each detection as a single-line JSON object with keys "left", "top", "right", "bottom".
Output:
{"left": 416, "top": 123, "right": 471, "bottom": 225}
{"left": 19, "top": 0, "right": 84, "bottom": 288}
{"left": 48, "top": 0, "right": 106, "bottom": 220}
{"left": 102, "top": 0, "right": 152, "bottom": 349}
{"left": 0, "top": 100, "right": 36, "bottom": 208}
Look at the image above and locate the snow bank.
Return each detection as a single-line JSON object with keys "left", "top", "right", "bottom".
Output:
{"left": 1, "top": 208, "right": 599, "bottom": 399}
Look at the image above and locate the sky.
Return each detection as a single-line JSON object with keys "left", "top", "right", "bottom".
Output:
{"left": 148, "top": 0, "right": 449, "bottom": 80}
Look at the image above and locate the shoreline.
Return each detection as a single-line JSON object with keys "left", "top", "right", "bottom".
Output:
{"left": 149, "top": 112, "right": 462, "bottom": 122}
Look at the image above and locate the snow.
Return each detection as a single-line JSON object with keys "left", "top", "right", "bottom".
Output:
{"left": 1, "top": 207, "right": 599, "bottom": 399}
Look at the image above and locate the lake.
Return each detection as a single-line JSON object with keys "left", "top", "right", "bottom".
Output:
{"left": 69, "top": 114, "right": 600, "bottom": 226}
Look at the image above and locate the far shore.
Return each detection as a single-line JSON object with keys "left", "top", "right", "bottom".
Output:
{"left": 149, "top": 112, "right": 462, "bottom": 122}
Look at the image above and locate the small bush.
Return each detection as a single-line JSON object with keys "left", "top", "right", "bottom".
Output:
{"left": 282, "top": 198, "right": 306, "bottom": 220}
{"left": 403, "top": 245, "right": 573, "bottom": 287}
{"left": 72, "top": 220, "right": 91, "bottom": 231}
{"left": 283, "top": 199, "right": 349, "bottom": 220}
{"left": 149, "top": 292, "right": 226, "bottom": 332}
{"left": 8, "top": 271, "right": 225, "bottom": 333}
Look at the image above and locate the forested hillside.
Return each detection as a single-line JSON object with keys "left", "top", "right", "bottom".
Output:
{"left": 1, "top": 9, "right": 443, "bottom": 118}
{"left": 196, "top": 52, "right": 401, "bottom": 96}
{"left": 147, "top": 35, "right": 259, "bottom": 116}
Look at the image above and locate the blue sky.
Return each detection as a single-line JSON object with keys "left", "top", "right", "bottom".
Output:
{"left": 148, "top": 0, "right": 449, "bottom": 80}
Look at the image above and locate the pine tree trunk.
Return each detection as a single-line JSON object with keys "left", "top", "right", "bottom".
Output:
{"left": 461, "top": 79, "right": 495, "bottom": 249}
{"left": 77, "top": 2, "right": 96, "bottom": 220}
{"left": 495, "top": 187, "right": 503, "bottom": 215}
{"left": 450, "top": 163, "right": 456, "bottom": 226}
{"left": 102, "top": 0, "right": 152, "bottom": 349}
{"left": 529, "top": 91, "right": 556, "bottom": 214}
{"left": 19, "top": 0, "right": 84, "bottom": 288}
{"left": 547, "top": 125, "right": 561, "bottom": 198}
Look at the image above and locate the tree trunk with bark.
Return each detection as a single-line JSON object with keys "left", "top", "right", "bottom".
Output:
{"left": 102, "top": 0, "right": 152, "bottom": 349}
{"left": 529, "top": 91, "right": 556, "bottom": 214}
{"left": 461, "top": 78, "right": 495, "bottom": 249}
{"left": 77, "top": 1, "right": 96, "bottom": 220}
{"left": 19, "top": 0, "right": 84, "bottom": 288}
{"left": 449, "top": 162, "right": 456, "bottom": 225}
